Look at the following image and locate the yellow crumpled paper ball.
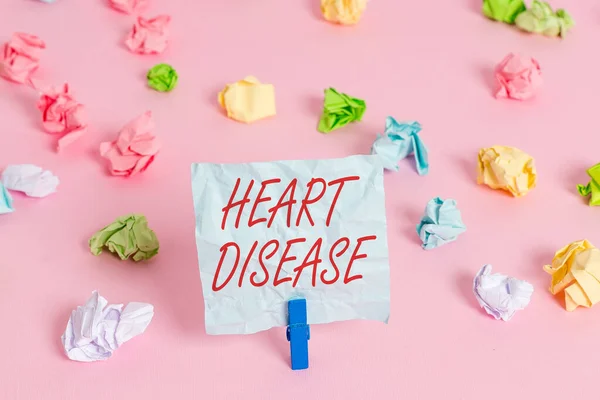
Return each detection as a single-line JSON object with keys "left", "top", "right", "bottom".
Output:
{"left": 477, "top": 145, "right": 537, "bottom": 197}
{"left": 321, "top": 0, "right": 367, "bottom": 25}
{"left": 218, "top": 76, "right": 276, "bottom": 123}
{"left": 543, "top": 240, "right": 600, "bottom": 311}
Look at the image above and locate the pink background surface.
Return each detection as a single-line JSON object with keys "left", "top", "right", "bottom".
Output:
{"left": 1, "top": 0, "right": 599, "bottom": 399}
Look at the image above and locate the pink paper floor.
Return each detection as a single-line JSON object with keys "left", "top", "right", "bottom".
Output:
{"left": 1, "top": 0, "right": 599, "bottom": 399}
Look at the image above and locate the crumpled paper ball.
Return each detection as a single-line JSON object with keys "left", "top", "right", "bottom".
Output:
{"left": 473, "top": 264, "right": 533, "bottom": 321}
{"left": 317, "top": 87, "right": 366, "bottom": 133}
{"left": 125, "top": 15, "right": 171, "bottom": 55}
{"left": 416, "top": 197, "right": 466, "bottom": 250}
{"left": 477, "top": 145, "right": 537, "bottom": 197}
{"left": 0, "top": 32, "right": 45, "bottom": 84}
{"left": 0, "top": 182, "right": 14, "bottom": 215}
{"left": 543, "top": 240, "right": 600, "bottom": 311}
{"left": 482, "top": 0, "right": 526, "bottom": 24}
{"left": 1, "top": 164, "right": 59, "bottom": 198}
{"left": 61, "top": 291, "right": 154, "bottom": 362}
{"left": 147, "top": 63, "right": 178, "bottom": 92}
{"left": 100, "top": 111, "right": 161, "bottom": 177}
{"left": 37, "top": 83, "right": 87, "bottom": 151}
{"left": 371, "top": 117, "right": 428, "bottom": 175}
{"left": 494, "top": 53, "right": 542, "bottom": 100}
{"left": 109, "top": 0, "right": 148, "bottom": 14}
{"left": 218, "top": 76, "right": 276, "bottom": 123}
{"left": 577, "top": 163, "right": 600, "bottom": 206}
{"left": 89, "top": 214, "right": 159, "bottom": 261}
{"left": 321, "top": 0, "right": 367, "bottom": 25}
{"left": 515, "top": 0, "right": 574, "bottom": 38}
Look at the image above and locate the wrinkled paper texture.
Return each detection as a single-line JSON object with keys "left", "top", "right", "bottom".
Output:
{"left": 100, "top": 111, "right": 160, "bottom": 177}
{"left": 416, "top": 197, "right": 466, "bottom": 250}
{"left": 1, "top": 164, "right": 59, "bottom": 198}
{"left": 89, "top": 214, "right": 159, "bottom": 261}
{"left": 191, "top": 155, "right": 390, "bottom": 335}
{"left": 61, "top": 291, "right": 154, "bottom": 362}
{"left": 371, "top": 117, "right": 429, "bottom": 175}
{"left": 515, "top": 0, "right": 574, "bottom": 38}
{"left": 577, "top": 163, "right": 600, "bottom": 206}
{"left": 321, "top": 0, "right": 367, "bottom": 25}
{"left": 482, "top": 0, "right": 526, "bottom": 24}
{"left": 478, "top": 145, "right": 536, "bottom": 197}
{"left": 494, "top": 53, "right": 542, "bottom": 100}
{"left": 544, "top": 239, "right": 600, "bottom": 311}
{"left": 318, "top": 88, "right": 366, "bottom": 133}
{"left": 0, "top": 182, "right": 14, "bottom": 214}
{"left": 218, "top": 76, "right": 276, "bottom": 123}
{"left": 473, "top": 264, "right": 533, "bottom": 321}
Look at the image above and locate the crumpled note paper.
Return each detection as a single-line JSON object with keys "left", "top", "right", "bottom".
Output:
{"left": 191, "top": 155, "right": 390, "bottom": 335}
{"left": 218, "top": 76, "right": 276, "bottom": 123}
{"left": 543, "top": 240, "right": 600, "bottom": 311}
{"left": 494, "top": 53, "right": 542, "bottom": 100}
{"left": 482, "top": 0, "right": 526, "bottom": 24}
{"left": 100, "top": 111, "right": 160, "bottom": 177}
{"left": 318, "top": 88, "right": 366, "bottom": 133}
{"left": 125, "top": 15, "right": 171, "bottom": 54}
{"left": 109, "top": 0, "right": 148, "bottom": 14}
{"left": 321, "top": 0, "right": 367, "bottom": 25}
{"left": 0, "top": 33, "right": 45, "bottom": 84}
{"left": 89, "top": 214, "right": 159, "bottom": 261}
{"left": 577, "top": 163, "right": 600, "bottom": 206}
{"left": 416, "top": 197, "right": 466, "bottom": 250}
{"left": 61, "top": 291, "right": 154, "bottom": 362}
{"left": 515, "top": 0, "right": 574, "bottom": 38}
{"left": 477, "top": 145, "right": 536, "bottom": 197}
{"left": 0, "top": 182, "right": 14, "bottom": 214}
{"left": 1, "top": 164, "right": 59, "bottom": 198}
{"left": 473, "top": 264, "right": 533, "bottom": 321}
{"left": 371, "top": 117, "right": 428, "bottom": 175}
{"left": 37, "top": 83, "right": 87, "bottom": 151}
{"left": 147, "top": 63, "right": 178, "bottom": 92}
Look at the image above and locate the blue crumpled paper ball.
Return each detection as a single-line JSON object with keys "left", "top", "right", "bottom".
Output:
{"left": 371, "top": 117, "right": 429, "bottom": 175}
{"left": 0, "top": 182, "right": 14, "bottom": 214}
{"left": 416, "top": 197, "right": 466, "bottom": 250}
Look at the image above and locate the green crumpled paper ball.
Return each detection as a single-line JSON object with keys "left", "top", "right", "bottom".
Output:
{"left": 515, "top": 0, "right": 574, "bottom": 38}
{"left": 482, "top": 0, "right": 526, "bottom": 24}
{"left": 89, "top": 214, "right": 159, "bottom": 261}
{"left": 317, "top": 88, "right": 366, "bottom": 133}
{"left": 147, "top": 63, "right": 178, "bottom": 92}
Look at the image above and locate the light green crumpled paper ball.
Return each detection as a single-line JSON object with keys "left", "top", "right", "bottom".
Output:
{"left": 515, "top": 0, "right": 574, "bottom": 38}
{"left": 89, "top": 214, "right": 159, "bottom": 262}
{"left": 147, "top": 63, "right": 178, "bottom": 92}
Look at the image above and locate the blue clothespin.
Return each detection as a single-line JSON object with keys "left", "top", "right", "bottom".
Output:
{"left": 286, "top": 298, "right": 310, "bottom": 370}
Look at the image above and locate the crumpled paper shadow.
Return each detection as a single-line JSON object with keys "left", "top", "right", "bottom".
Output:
{"left": 478, "top": 65, "right": 496, "bottom": 98}
{"left": 468, "top": 0, "right": 482, "bottom": 14}
{"left": 305, "top": 0, "right": 323, "bottom": 20}
{"left": 454, "top": 269, "right": 481, "bottom": 313}
{"left": 402, "top": 208, "right": 423, "bottom": 247}
{"left": 453, "top": 156, "right": 476, "bottom": 184}
{"left": 306, "top": 95, "right": 323, "bottom": 120}
{"left": 54, "top": 310, "right": 68, "bottom": 359}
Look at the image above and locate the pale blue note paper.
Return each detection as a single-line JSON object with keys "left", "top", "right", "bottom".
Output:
{"left": 191, "top": 155, "right": 390, "bottom": 335}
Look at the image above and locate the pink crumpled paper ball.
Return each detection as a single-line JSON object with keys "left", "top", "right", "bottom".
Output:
{"left": 109, "top": 0, "right": 148, "bottom": 14}
{"left": 37, "top": 83, "right": 87, "bottom": 151}
{"left": 124, "top": 15, "right": 171, "bottom": 55}
{"left": 494, "top": 53, "right": 542, "bottom": 101}
{"left": 100, "top": 111, "right": 161, "bottom": 177}
{"left": 0, "top": 33, "right": 45, "bottom": 84}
